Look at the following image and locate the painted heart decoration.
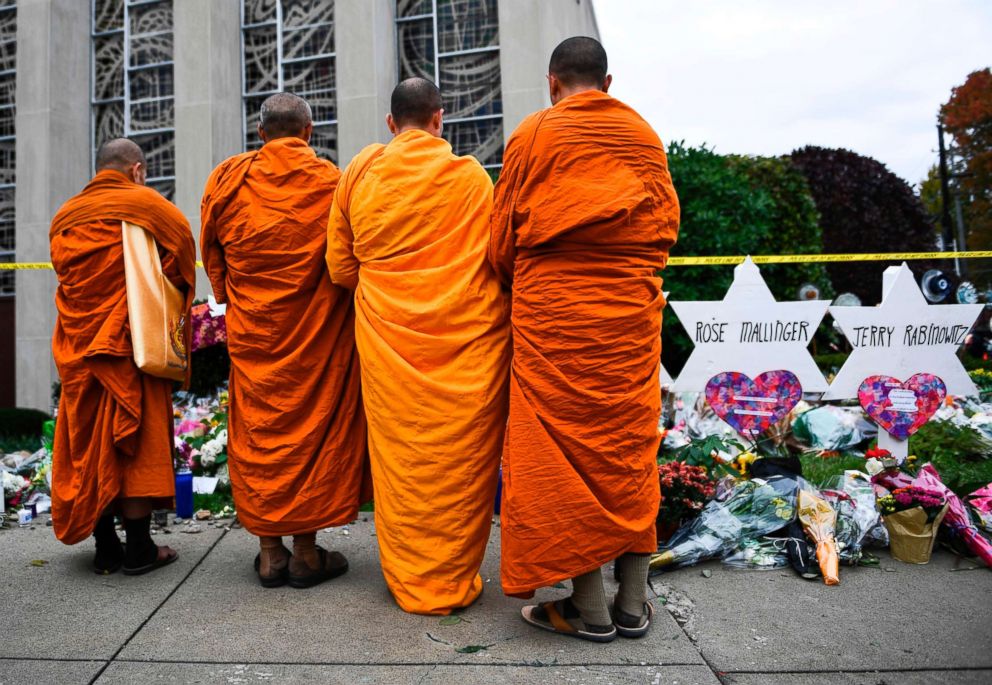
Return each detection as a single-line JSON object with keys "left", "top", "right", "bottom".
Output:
{"left": 705, "top": 371, "right": 803, "bottom": 437}
{"left": 858, "top": 374, "right": 946, "bottom": 440}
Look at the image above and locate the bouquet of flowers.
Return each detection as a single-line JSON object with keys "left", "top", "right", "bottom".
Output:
{"left": 911, "top": 464, "right": 992, "bottom": 569}
{"left": 651, "top": 474, "right": 801, "bottom": 571}
{"left": 820, "top": 471, "right": 880, "bottom": 565}
{"left": 191, "top": 301, "right": 227, "bottom": 352}
{"left": 878, "top": 483, "right": 948, "bottom": 564}
{"left": 657, "top": 461, "right": 715, "bottom": 527}
{"left": 798, "top": 490, "right": 840, "bottom": 585}
{"left": 863, "top": 447, "right": 898, "bottom": 474}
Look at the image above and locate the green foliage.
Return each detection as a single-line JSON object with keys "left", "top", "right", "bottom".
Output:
{"left": 661, "top": 434, "right": 742, "bottom": 479}
{"left": 730, "top": 155, "right": 833, "bottom": 301}
{"left": 0, "top": 435, "right": 40, "bottom": 454}
{"left": 909, "top": 420, "right": 992, "bottom": 495}
{"left": 663, "top": 143, "right": 828, "bottom": 373}
{"left": 0, "top": 408, "right": 52, "bottom": 439}
{"left": 789, "top": 146, "right": 938, "bottom": 305}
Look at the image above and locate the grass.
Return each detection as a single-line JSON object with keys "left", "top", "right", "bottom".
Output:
{"left": 193, "top": 490, "right": 235, "bottom": 514}
{"left": 799, "top": 452, "right": 868, "bottom": 487}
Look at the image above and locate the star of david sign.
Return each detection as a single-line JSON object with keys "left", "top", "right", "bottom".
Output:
{"left": 669, "top": 257, "right": 830, "bottom": 392}
{"left": 823, "top": 263, "right": 982, "bottom": 400}
{"left": 660, "top": 291, "right": 674, "bottom": 386}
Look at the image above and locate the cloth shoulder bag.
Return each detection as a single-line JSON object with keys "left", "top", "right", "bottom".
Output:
{"left": 121, "top": 220, "right": 188, "bottom": 382}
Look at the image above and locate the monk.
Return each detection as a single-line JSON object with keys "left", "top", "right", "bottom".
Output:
{"left": 50, "top": 138, "right": 195, "bottom": 575}
{"left": 200, "top": 93, "right": 369, "bottom": 589}
{"left": 490, "top": 37, "right": 680, "bottom": 642}
{"left": 327, "top": 78, "right": 510, "bottom": 614}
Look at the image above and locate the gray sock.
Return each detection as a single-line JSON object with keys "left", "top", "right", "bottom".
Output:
{"left": 616, "top": 553, "right": 650, "bottom": 617}
{"left": 570, "top": 567, "right": 612, "bottom": 627}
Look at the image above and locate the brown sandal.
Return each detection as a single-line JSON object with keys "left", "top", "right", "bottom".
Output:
{"left": 521, "top": 598, "right": 617, "bottom": 643}
{"left": 254, "top": 545, "right": 292, "bottom": 588}
{"left": 288, "top": 546, "right": 348, "bottom": 589}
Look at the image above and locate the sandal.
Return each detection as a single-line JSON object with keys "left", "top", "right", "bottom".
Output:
{"left": 254, "top": 545, "right": 292, "bottom": 588}
{"left": 93, "top": 542, "right": 125, "bottom": 575}
{"left": 613, "top": 600, "right": 654, "bottom": 639}
{"left": 122, "top": 545, "right": 179, "bottom": 576}
{"left": 288, "top": 546, "right": 348, "bottom": 589}
{"left": 521, "top": 598, "right": 617, "bottom": 643}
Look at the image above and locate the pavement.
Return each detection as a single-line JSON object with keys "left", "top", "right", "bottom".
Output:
{"left": 1, "top": 514, "right": 990, "bottom": 685}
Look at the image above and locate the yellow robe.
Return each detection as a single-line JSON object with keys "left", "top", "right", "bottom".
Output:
{"left": 327, "top": 129, "right": 510, "bottom": 614}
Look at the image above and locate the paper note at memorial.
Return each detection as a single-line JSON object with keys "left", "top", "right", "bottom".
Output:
{"left": 824, "top": 264, "right": 982, "bottom": 400}
{"left": 670, "top": 257, "right": 830, "bottom": 392}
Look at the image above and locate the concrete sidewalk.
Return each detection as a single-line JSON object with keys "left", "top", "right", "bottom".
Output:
{"left": 2, "top": 515, "right": 990, "bottom": 684}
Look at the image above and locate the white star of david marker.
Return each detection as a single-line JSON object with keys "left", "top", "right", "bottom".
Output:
{"left": 823, "top": 263, "right": 982, "bottom": 400}
{"left": 670, "top": 257, "right": 830, "bottom": 392}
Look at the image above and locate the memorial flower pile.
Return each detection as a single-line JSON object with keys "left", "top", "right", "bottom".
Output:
{"left": 174, "top": 390, "right": 229, "bottom": 478}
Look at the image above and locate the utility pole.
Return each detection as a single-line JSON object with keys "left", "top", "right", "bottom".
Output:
{"left": 937, "top": 123, "right": 956, "bottom": 265}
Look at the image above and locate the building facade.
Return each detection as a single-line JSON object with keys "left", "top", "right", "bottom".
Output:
{"left": 8, "top": 0, "right": 598, "bottom": 411}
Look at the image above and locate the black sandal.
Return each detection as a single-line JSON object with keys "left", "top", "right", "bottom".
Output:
{"left": 122, "top": 545, "right": 179, "bottom": 576}
{"left": 254, "top": 546, "right": 292, "bottom": 588}
{"left": 288, "top": 546, "right": 348, "bottom": 589}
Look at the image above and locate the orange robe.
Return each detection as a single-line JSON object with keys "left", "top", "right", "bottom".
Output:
{"left": 490, "top": 91, "right": 680, "bottom": 597}
{"left": 50, "top": 169, "right": 196, "bottom": 545}
{"left": 200, "top": 137, "right": 370, "bottom": 537}
{"left": 327, "top": 130, "right": 510, "bottom": 614}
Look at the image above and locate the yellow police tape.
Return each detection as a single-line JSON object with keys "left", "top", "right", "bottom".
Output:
{"left": 4, "top": 251, "right": 992, "bottom": 270}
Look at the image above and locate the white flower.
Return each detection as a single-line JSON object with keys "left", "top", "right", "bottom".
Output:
{"left": 215, "top": 463, "right": 230, "bottom": 487}
{"left": 2, "top": 471, "right": 28, "bottom": 494}
{"left": 215, "top": 429, "right": 228, "bottom": 447}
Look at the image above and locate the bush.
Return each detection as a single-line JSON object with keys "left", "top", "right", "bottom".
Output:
{"left": 789, "top": 146, "right": 939, "bottom": 305}
{"left": 0, "top": 408, "right": 51, "bottom": 439}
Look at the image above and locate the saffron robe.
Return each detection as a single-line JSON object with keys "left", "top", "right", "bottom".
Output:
{"left": 50, "top": 169, "right": 196, "bottom": 545}
{"left": 200, "top": 137, "right": 370, "bottom": 537}
{"left": 490, "top": 90, "right": 680, "bottom": 597}
{"left": 327, "top": 130, "right": 510, "bottom": 614}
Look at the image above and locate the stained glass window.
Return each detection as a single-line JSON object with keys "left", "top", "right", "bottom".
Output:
{"left": 241, "top": 0, "right": 337, "bottom": 163}
{"left": 0, "top": 2, "right": 15, "bottom": 296}
{"left": 396, "top": 0, "right": 503, "bottom": 167}
{"left": 90, "top": 0, "right": 176, "bottom": 200}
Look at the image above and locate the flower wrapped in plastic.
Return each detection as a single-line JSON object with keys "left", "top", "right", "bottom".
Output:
{"left": 651, "top": 475, "right": 801, "bottom": 571}
{"left": 723, "top": 537, "right": 789, "bottom": 570}
{"left": 913, "top": 464, "right": 992, "bottom": 568}
{"left": 798, "top": 490, "right": 840, "bottom": 585}
{"left": 820, "top": 471, "right": 880, "bottom": 564}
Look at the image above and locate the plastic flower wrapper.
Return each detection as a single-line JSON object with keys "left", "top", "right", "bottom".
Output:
{"left": 797, "top": 490, "right": 840, "bottom": 585}
{"left": 966, "top": 484, "right": 992, "bottom": 533}
{"left": 651, "top": 474, "right": 801, "bottom": 571}
{"left": 820, "top": 471, "right": 880, "bottom": 564}
{"left": 723, "top": 537, "right": 789, "bottom": 570}
{"left": 913, "top": 464, "right": 992, "bottom": 568}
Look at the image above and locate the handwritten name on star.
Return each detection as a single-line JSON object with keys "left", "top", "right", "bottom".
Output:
{"left": 693, "top": 320, "right": 812, "bottom": 344}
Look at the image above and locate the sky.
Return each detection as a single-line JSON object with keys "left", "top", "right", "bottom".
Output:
{"left": 596, "top": 0, "right": 991, "bottom": 187}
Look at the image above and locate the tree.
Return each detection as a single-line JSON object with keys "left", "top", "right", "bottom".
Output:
{"left": 789, "top": 146, "right": 937, "bottom": 305}
{"left": 941, "top": 68, "right": 992, "bottom": 252}
{"left": 663, "top": 143, "right": 826, "bottom": 373}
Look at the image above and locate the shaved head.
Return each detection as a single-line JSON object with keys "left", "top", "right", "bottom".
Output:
{"left": 549, "top": 36, "right": 608, "bottom": 88}
{"left": 95, "top": 137, "right": 145, "bottom": 172}
{"left": 258, "top": 92, "right": 313, "bottom": 140}
{"left": 390, "top": 78, "right": 443, "bottom": 128}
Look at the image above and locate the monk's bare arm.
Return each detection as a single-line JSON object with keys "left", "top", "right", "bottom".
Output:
{"left": 326, "top": 188, "right": 360, "bottom": 290}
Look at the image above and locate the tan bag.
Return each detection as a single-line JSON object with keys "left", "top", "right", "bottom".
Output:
{"left": 121, "top": 220, "right": 188, "bottom": 382}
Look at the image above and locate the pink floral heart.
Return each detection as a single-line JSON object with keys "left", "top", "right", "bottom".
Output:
{"left": 858, "top": 374, "right": 946, "bottom": 440}
{"left": 705, "top": 371, "right": 803, "bottom": 437}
